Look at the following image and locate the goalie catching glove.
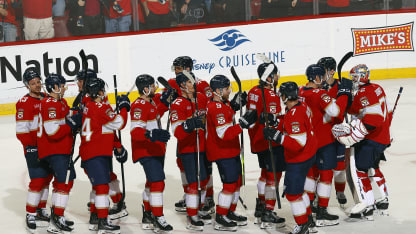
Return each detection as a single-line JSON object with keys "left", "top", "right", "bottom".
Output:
{"left": 113, "top": 146, "right": 128, "bottom": 164}
{"left": 332, "top": 118, "right": 368, "bottom": 147}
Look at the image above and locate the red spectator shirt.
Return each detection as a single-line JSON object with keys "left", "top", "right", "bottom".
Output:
{"left": 22, "top": 0, "right": 52, "bottom": 19}
{"left": 85, "top": 0, "right": 101, "bottom": 16}
{"left": 37, "top": 96, "right": 73, "bottom": 159}
{"left": 348, "top": 83, "right": 391, "bottom": 145}
{"left": 16, "top": 93, "right": 45, "bottom": 149}
{"left": 0, "top": 0, "right": 17, "bottom": 25}
{"left": 247, "top": 85, "right": 282, "bottom": 153}
{"left": 327, "top": 0, "right": 349, "bottom": 7}
{"left": 104, "top": 0, "right": 132, "bottom": 18}
{"left": 170, "top": 93, "right": 207, "bottom": 154}
{"left": 205, "top": 100, "right": 241, "bottom": 162}
{"left": 142, "top": 0, "right": 170, "bottom": 15}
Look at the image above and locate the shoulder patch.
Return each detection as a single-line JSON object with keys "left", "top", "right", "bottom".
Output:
{"left": 48, "top": 110, "right": 56, "bottom": 119}
{"left": 106, "top": 108, "right": 115, "bottom": 119}
{"left": 17, "top": 110, "right": 24, "bottom": 119}
{"left": 360, "top": 97, "right": 370, "bottom": 107}
{"left": 321, "top": 94, "right": 331, "bottom": 103}
{"left": 291, "top": 122, "right": 300, "bottom": 133}
{"left": 216, "top": 113, "right": 225, "bottom": 125}
{"left": 133, "top": 108, "right": 142, "bottom": 120}
{"left": 171, "top": 110, "right": 178, "bottom": 122}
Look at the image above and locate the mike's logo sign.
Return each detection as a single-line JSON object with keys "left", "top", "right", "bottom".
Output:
{"left": 352, "top": 22, "right": 414, "bottom": 56}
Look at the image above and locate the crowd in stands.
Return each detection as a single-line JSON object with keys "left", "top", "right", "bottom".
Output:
{"left": 0, "top": 0, "right": 413, "bottom": 43}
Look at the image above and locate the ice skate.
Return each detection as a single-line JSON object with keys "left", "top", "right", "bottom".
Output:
{"left": 254, "top": 198, "right": 265, "bottom": 224}
{"left": 375, "top": 197, "right": 389, "bottom": 216}
{"left": 289, "top": 222, "right": 310, "bottom": 234}
{"left": 47, "top": 212, "right": 74, "bottom": 234}
{"left": 141, "top": 205, "right": 154, "bottom": 230}
{"left": 198, "top": 210, "right": 212, "bottom": 224}
{"left": 153, "top": 215, "right": 173, "bottom": 233}
{"left": 214, "top": 213, "right": 237, "bottom": 232}
{"left": 315, "top": 206, "right": 339, "bottom": 226}
{"left": 260, "top": 208, "right": 285, "bottom": 229}
{"left": 35, "top": 208, "right": 50, "bottom": 227}
{"left": 201, "top": 196, "right": 215, "bottom": 214}
{"left": 307, "top": 215, "right": 318, "bottom": 233}
{"left": 186, "top": 215, "right": 204, "bottom": 231}
{"left": 89, "top": 212, "right": 99, "bottom": 231}
{"left": 174, "top": 197, "right": 186, "bottom": 213}
{"left": 97, "top": 217, "right": 120, "bottom": 234}
{"left": 50, "top": 207, "right": 73, "bottom": 227}
{"left": 227, "top": 211, "right": 247, "bottom": 226}
{"left": 26, "top": 213, "right": 37, "bottom": 234}
{"left": 336, "top": 192, "right": 347, "bottom": 208}
{"left": 109, "top": 201, "right": 128, "bottom": 220}
{"left": 348, "top": 205, "right": 375, "bottom": 222}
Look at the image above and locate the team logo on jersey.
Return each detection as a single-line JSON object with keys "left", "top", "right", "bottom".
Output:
{"left": 291, "top": 122, "right": 300, "bottom": 133}
{"left": 17, "top": 110, "right": 24, "bottom": 119}
{"left": 48, "top": 110, "right": 56, "bottom": 119}
{"left": 217, "top": 114, "right": 225, "bottom": 125}
{"left": 321, "top": 94, "right": 331, "bottom": 103}
{"left": 106, "top": 109, "right": 115, "bottom": 119}
{"left": 352, "top": 22, "right": 414, "bottom": 56}
{"left": 171, "top": 111, "right": 178, "bottom": 122}
{"left": 360, "top": 97, "right": 370, "bottom": 107}
{"left": 269, "top": 103, "right": 277, "bottom": 114}
{"left": 209, "top": 29, "right": 251, "bottom": 51}
{"left": 134, "top": 111, "right": 141, "bottom": 120}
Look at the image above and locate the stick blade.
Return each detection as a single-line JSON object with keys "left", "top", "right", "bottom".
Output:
{"left": 182, "top": 70, "right": 196, "bottom": 84}
{"left": 256, "top": 53, "right": 272, "bottom": 63}
{"left": 157, "top": 76, "right": 172, "bottom": 89}
{"left": 230, "top": 66, "right": 242, "bottom": 90}
{"left": 260, "top": 64, "right": 275, "bottom": 82}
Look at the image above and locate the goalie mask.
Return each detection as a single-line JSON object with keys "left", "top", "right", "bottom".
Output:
{"left": 350, "top": 64, "right": 370, "bottom": 93}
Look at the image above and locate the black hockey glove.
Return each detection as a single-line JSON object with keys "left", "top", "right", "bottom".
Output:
{"left": 239, "top": 109, "right": 257, "bottom": 129}
{"left": 230, "top": 91, "right": 248, "bottom": 112}
{"left": 259, "top": 112, "right": 279, "bottom": 127}
{"left": 160, "top": 89, "right": 178, "bottom": 107}
{"left": 145, "top": 129, "right": 171, "bottom": 143}
{"left": 182, "top": 116, "right": 204, "bottom": 133}
{"left": 24, "top": 145, "right": 39, "bottom": 168}
{"left": 116, "top": 95, "right": 131, "bottom": 112}
{"left": 66, "top": 112, "right": 83, "bottom": 132}
{"left": 113, "top": 146, "right": 128, "bottom": 164}
{"left": 263, "top": 127, "right": 283, "bottom": 144}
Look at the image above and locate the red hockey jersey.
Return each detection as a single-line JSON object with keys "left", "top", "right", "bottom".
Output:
{"left": 348, "top": 83, "right": 391, "bottom": 145}
{"left": 37, "top": 97, "right": 73, "bottom": 159}
{"left": 247, "top": 85, "right": 282, "bottom": 153}
{"left": 299, "top": 86, "right": 347, "bottom": 148}
{"left": 16, "top": 93, "right": 45, "bottom": 149}
{"left": 205, "top": 100, "right": 241, "bottom": 161}
{"left": 170, "top": 93, "right": 207, "bottom": 154}
{"left": 79, "top": 101, "right": 128, "bottom": 161}
{"left": 280, "top": 102, "right": 317, "bottom": 163}
{"left": 130, "top": 97, "right": 166, "bottom": 162}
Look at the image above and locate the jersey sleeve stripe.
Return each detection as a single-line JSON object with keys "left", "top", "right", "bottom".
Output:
{"left": 216, "top": 123, "right": 232, "bottom": 139}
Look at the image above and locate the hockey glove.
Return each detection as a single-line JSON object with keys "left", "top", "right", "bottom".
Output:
{"left": 333, "top": 119, "right": 368, "bottom": 147}
{"left": 66, "top": 112, "right": 83, "bottom": 132}
{"left": 160, "top": 89, "right": 178, "bottom": 107}
{"left": 263, "top": 127, "right": 283, "bottom": 144}
{"left": 239, "top": 109, "right": 257, "bottom": 129}
{"left": 182, "top": 116, "right": 204, "bottom": 133}
{"left": 113, "top": 146, "right": 128, "bottom": 164}
{"left": 337, "top": 78, "right": 353, "bottom": 107}
{"left": 116, "top": 95, "right": 131, "bottom": 112}
{"left": 259, "top": 112, "right": 279, "bottom": 127}
{"left": 24, "top": 145, "right": 39, "bottom": 168}
{"left": 230, "top": 91, "right": 248, "bottom": 112}
{"left": 145, "top": 129, "right": 171, "bottom": 143}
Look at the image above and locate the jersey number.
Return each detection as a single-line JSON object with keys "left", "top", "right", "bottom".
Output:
{"left": 81, "top": 118, "right": 93, "bottom": 142}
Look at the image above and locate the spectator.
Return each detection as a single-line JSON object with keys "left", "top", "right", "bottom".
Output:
{"left": 22, "top": 0, "right": 55, "bottom": 40}
{"left": 213, "top": 0, "right": 245, "bottom": 23}
{"left": 178, "top": 0, "right": 206, "bottom": 25}
{"left": 327, "top": 0, "right": 350, "bottom": 13}
{"left": 292, "top": 0, "right": 313, "bottom": 16}
{"left": 0, "top": 0, "right": 18, "bottom": 42}
{"left": 141, "top": 0, "right": 172, "bottom": 29}
{"left": 104, "top": 0, "right": 132, "bottom": 33}
{"left": 260, "top": 0, "right": 293, "bottom": 19}
{"left": 82, "top": 0, "right": 104, "bottom": 35}
{"left": 52, "top": 0, "right": 66, "bottom": 17}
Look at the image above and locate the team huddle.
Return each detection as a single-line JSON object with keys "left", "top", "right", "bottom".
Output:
{"left": 16, "top": 55, "right": 391, "bottom": 234}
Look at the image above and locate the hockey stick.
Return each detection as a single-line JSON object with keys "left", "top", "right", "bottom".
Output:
{"left": 230, "top": 66, "right": 248, "bottom": 210}
{"left": 157, "top": 76, "right": 174, "bottom": 130}
{"left": 183, "top": 71, "right": 203, "bottom": 211}
{"left": 337, "top": 51, "right": 354, "bottom": 80}
{"left": 113, "top": 74, "right": 127, "bottom": 203}
{"left": 392, "top": 86, "right": 403, "bottom": 116}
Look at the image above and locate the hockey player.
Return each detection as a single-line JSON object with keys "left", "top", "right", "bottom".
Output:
{"left": 246, "top": 62, "right": 286, "bottom": 228}
{"left": 16, "top": 69, "right": 53, "bottom": 233}
{"left": 170, "top": 72, "right": 210, "bottom": 231}
{"left": 263, "top": 81, "right": 317, "bottom": 234}
{"left": 299, "top": 64, "right": 352, "bottom": 227}
{"left": 332, "top": 64, "right": 391, "bottom": 219}
{"left": 130, "top": 74, "right": 173, "bottom": 233}
{"left": 37, "top": 73, "right": 78, "bottom": 233}
{"left": 317, "top": 57, "right": 348, "bottom": 207}
{"left": 79, "top": 77, "right": 130, "bottom": 234}
{"left": 206, "top": 75, "right": 257, "bottom": 231}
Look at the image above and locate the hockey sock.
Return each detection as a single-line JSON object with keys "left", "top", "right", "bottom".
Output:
{"left": 90, "top": 190, "right": 97, "bottom": 213}
{"left": 150, "top": 181, "right": 165, "bottom": 217}
{"left": 229, "top": 188, "right": 240, "bottom": 212}
{"left": 317, "top": 169, "right": 333, "bottom": 207}
{"left": 356, "top": 170, "right": 375, "bottom": 207}
{"left": 302, "top": 192, "right": 312, "bottom": 215}
{"left": 333, "top": 161, "right": 346, "bottom": 192}
{"left": 286, "top": 193, "right": 308, "bottom": 225}
{"left": 38, "top": 174, "right": 53, "bottom": 209}
{"left": 304, "top": 167, "right": 317, "bottom": 201}
{"left": 206, "top": 175, "right": 214, "bottom": 198}
{"left": 216, "top": 182, "right": 237, "bottom": 215}
{"left": 371, "top": 168, "right": 389, "bottom": 198}
{"left": 109, "top": 177, "right": 122, "bottom": 204}
{"left": 143, "top": 182, "right": 151, "bottom": 211}
{"left": 94, "top": 184, "right": 110, "bottom": 218}
{"left": 265, "top": 172, "right": 282, "bottom": 210}
{"left": 26, "top": 178, "right": 44, "bottom": 213}
{"left": 53, "top": 181, "right": 73, "bottom": 216}
{"left": 257, "top": 168, "right": 266, "bottom": 202}
{"left": 200, "top": 179, "right": 208, "bottom": 208}
{"left": 186, "top": 182, "right": 199, "bottom": 216}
